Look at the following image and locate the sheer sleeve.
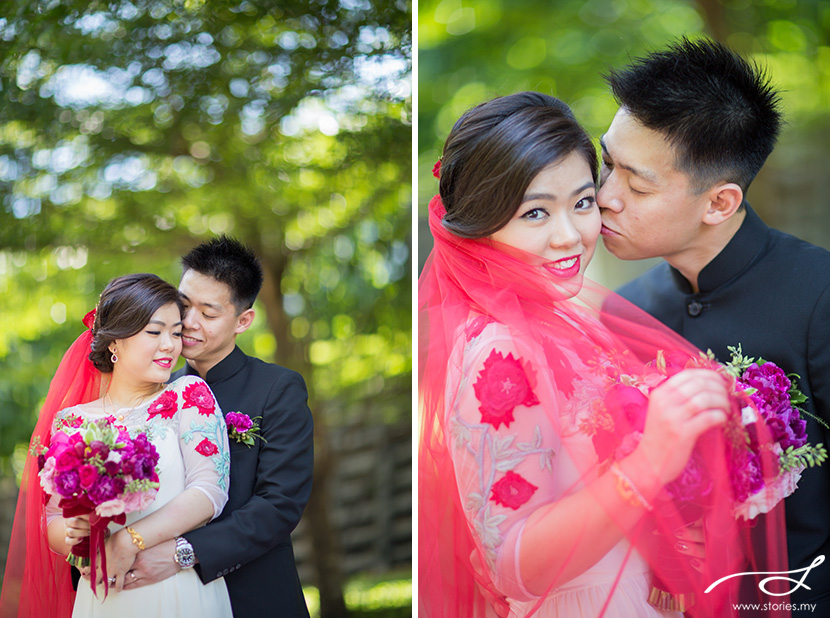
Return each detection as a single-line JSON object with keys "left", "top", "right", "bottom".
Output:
{"left": 173, "top": 376, "right": 230, "bottom": 519}
{"left": 446, "top": 320, "right": 565, "bottom": 602}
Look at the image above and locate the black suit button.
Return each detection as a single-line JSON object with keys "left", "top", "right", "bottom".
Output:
{"left": 687, "top": 300, "right": 703, "bottom": 317}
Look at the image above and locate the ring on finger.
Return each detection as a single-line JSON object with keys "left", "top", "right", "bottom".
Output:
{"left": 107, "top": 576, "right": 116, "bottom": 585}
{"left": 129, "top": 571, "right": 136, "bottom": 580}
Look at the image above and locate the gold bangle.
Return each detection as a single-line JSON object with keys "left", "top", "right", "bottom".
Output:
{"left": 125, "top": 526, "right": 146, "bottom": 550}
{"left": 610, "top": 462, "right": 653, "bottom": 511}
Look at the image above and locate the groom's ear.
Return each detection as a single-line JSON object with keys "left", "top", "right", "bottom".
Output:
{"left": 234, "top": 308, "right": 256, "bottom": 334}
{"left": 702, "top": 182, "right": 743, "bottom": 226}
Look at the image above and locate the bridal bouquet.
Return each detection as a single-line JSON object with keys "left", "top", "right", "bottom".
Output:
{"left": 586, "top": 346, "right": 827, "bottom": 519}
{"left": 34, "top": 415, "right": 160, "bottom": 595}
{"left": 583, "top": 346, "right": 827, "bottom": 611}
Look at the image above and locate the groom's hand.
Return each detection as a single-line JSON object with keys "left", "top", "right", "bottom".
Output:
{"left": 122, "top": 539, "right": 181, "bottom": 589}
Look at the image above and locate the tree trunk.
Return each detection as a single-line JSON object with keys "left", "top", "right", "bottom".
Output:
{"left": 259, "top": 250, "right": 349, "bottom": 617}
{"left": 695, "top": 0, "right": 731, "bottom": 43}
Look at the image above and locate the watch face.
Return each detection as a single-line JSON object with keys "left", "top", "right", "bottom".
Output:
{"left": 176, "top": 539, "right": 195, "bottom": 567}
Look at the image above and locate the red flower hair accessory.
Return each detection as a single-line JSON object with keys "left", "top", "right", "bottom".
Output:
{"left": 432, "top": 158, "right": 442, "bottom": 179}
{"left": 83, "top": 309, "right": 97, "bottom": 330}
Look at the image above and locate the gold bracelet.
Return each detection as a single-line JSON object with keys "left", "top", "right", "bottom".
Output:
{"left": 610, "top": 462, "right": 653, "bottom": 511}
{"left": 125, "top": 526, "right": 146, "bottom": 550}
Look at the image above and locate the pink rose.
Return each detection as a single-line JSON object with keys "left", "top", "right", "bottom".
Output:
{"left": 123, "top": 488, "right": 158, "bottom": 513}
{"left": 95, "top": 498, "right": 127, "bottom": 518}
{"left": 39, "top": 458, "right": 57, "bottom": 495}
{"left": 79, "top": 464, "right": 99, "bottom": 490}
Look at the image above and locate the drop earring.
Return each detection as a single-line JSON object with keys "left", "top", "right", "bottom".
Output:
{"left": 111, "top": 350, "right": 118, "bottom": 364}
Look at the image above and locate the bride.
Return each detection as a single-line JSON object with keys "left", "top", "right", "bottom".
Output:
{"left": 418, "top": 92, "right": 786, "bottom": 617}
{"left": 0, "top": 273, "right": 232, "bottom": 618}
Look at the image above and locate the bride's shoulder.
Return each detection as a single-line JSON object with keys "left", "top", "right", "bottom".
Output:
{"left": 57, "top": 399, "right": 105, "bottom": 418}
{"left": 462, "top": 314, "right": 519, "bottom": 350}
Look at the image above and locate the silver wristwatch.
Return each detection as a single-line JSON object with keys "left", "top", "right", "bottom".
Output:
{"left": 174, "top": 536, "right": 196, "bottom": 569}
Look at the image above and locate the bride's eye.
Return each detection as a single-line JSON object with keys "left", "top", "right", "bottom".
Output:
{"left": 521, "top": 207, "right": 548, "bottom": 221}
{"left": 575, "top": 196, "right": 596, "bottom": 211}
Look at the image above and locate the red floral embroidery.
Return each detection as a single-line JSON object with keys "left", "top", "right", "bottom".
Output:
{"left": 465, "top": 316, "right": 494, "bottom": 342}
{"left": 182, "top": 381, "right": 216, "bottom": 416}
{"left": 147, "top": 391, "right": 178, "bottom": 420}
{"left": 194, "top": 438, "right": 218, "bottom": 457}
{"left": 432, "top": 159, "right": 441, "bottom": 179}
{"left": 490, "top": 471, "right": 538, "bottom": 510}
{"left": 473, "top": 349, "right": 539, "bottom": 429}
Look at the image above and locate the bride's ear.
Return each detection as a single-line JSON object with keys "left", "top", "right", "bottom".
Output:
{"left": 702, "top": 183, "right": 743, "bottom": 226}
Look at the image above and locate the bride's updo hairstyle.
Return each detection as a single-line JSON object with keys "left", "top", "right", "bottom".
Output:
{"left": 89, "top": 273, "right": 184, "bottom": 373}
{"left": 438, "top": 92, "right": 598, "bottom": 239}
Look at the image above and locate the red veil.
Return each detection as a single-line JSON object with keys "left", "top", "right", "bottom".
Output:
{"left": 0, "top": 311, "right": 103, "bottom": 618}
{"left": 418, "top": 196, "right": 790, "bottom": 617}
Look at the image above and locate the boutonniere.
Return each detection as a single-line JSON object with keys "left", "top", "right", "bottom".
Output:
{"left": 226, "top": 412, "right": 267, "bottom": 447}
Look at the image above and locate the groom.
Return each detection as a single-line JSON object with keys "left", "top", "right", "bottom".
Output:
{"left": 124, "top": 236, "right": 314, "bottom": 617}
{"left": 597, "top": 37, "right": 830, "bottom": 611}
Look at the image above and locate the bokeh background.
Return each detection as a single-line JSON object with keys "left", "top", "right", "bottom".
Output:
{"left": 418, "top": 0, "right": 830, "bottom": 288}
{"left": 0, "top": 1, "right": 411, "bottom": 616}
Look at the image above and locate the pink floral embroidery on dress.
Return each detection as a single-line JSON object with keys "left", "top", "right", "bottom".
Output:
{"left": 473, "top": 349, "right": 540, "bottom": 429}
{"left": 194, "top": 437, "right": 219, "bottom": 457}
{"left": 147, "top": 391, "right": 178, "bottom": 420}
{"left": 182, "top": 381, "right": 216, "bottom": 416}
{"left": 490, "top": 470, "right": 538, "bottom": 510}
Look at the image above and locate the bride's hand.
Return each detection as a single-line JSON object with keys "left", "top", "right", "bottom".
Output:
{"left": 64, "top": 515, "right": 91, "bottom": 547}
{"left": 95, "top": 528, "right": 140, "bottom": 592}
{"left": 631, "top": 368, "right": 730, "bottom": 490}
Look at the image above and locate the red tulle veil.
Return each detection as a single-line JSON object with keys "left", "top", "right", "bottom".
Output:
{"left": 418, "top": 195, "right": 789, "bottom": 617}
{"left": 0, "top": 311, "right": 104, "bottom": 618}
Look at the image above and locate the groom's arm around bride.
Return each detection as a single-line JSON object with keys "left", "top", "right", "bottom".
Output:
{"left": 125, "top": 236, "right": 314, "bottom": 618}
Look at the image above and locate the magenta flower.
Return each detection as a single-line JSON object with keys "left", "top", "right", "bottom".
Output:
{"left": 54, "top": 470, "right": 81, "bottom": 497}
{"left": 665, "top": 451, "right": 712, "bottom": 501}
{"left": 79, "top": 464, "right": 99, "bottom": 490}
{"left": 89, "top": 475, "right": 126, "bottom": 505}
{"left": 227, "top": 412, "right": 253, "bottom": 433}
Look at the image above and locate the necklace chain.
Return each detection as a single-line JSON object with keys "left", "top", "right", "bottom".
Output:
{"left": 104, "top": 385, "right": 163, "bottom": 421}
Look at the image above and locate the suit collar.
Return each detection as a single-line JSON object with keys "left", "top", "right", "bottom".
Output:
{"left": 669, "top": 202, "right": 770, "bottom": 294}
{"left": 184, "top": 345, "right": 247, "bottom": 384}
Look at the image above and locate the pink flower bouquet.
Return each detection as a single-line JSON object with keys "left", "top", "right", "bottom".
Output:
{"left": 34, "top": 415, "right": 160, "bottom": 596}
{"left": 583, "top": 345, "right": 827, "bottom": 612}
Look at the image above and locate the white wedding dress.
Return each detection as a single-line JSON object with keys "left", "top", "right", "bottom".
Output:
{"left": 48, "top": 375, "right": 233, "bottom": 618}
{"left": 447, "top": 318, "right": 680, "bottom": 618}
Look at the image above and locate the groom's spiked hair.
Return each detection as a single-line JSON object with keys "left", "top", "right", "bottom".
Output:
{"left": 605, "top": 37, "right": 782, "bottom": 193}
{"left": 181, "top": 235, "right": 264, "bottom": 312}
